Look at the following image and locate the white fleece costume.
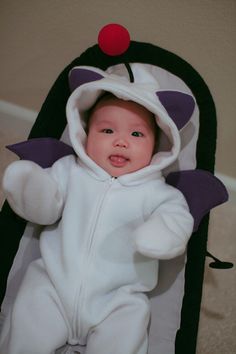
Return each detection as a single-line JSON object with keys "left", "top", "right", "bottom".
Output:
{"left": 0, "top": 64, "right": 194, "bottom": 354}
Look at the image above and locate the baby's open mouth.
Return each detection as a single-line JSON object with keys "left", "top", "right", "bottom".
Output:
{"left": 109, "top": 155, "right": 129, "bottom": 167}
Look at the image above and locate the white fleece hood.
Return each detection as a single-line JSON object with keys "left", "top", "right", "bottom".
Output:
{"left": 66, "top": 63, "right": 195, "bottom": 182}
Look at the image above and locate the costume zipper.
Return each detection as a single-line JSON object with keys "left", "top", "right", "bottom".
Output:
{"left": 74, "top": 177, "right": 115, "bottom": 341}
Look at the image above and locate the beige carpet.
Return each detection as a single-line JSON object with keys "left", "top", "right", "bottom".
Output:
{"left": 1, "top": 114, "right": 235, "bottom": 353}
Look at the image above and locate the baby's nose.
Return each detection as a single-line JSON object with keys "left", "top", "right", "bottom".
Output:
{"left": 114, "top": 137, "right": 128, "bottom": 148}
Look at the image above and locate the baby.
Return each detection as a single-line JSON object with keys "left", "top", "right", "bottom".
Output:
{"left": 0, "top": 67, "right": 194, "bottom": 354}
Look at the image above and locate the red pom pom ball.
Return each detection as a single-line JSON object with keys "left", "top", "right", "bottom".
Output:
{"left": 98, "top": 24, "right": 130, "bottom": 56}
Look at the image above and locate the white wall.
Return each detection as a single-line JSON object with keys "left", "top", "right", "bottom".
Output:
{"left": 0, "top": 0, "right": 235, "bottom": 178}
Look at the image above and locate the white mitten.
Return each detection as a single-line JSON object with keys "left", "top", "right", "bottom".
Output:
{"left": 134, "top": 207, "right": 193, "bottom": 260}
{"left": 3, "top": 160, "right": 63, "bottom": 225}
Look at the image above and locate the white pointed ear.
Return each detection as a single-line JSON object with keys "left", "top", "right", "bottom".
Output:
{"left": 69, "top": 66, "right": 105, "bottom": 91}
{"left": 156, "top": 91, "right": 195, "bottom": 130}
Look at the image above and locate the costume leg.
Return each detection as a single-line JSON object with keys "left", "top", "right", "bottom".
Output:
{"left": 0, "top": 259, "right": 68, "bottom": 354}
{"left": 85, "top": 293, "right": 150, "bottom": 354}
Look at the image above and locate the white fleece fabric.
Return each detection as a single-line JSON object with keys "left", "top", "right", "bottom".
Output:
{"left": 0, "top": 64, "right": 194, "bottom": 354}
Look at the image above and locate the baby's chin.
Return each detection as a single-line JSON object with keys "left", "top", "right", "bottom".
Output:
{"left": 102, "top": 164, "right": 132, "bottom": 178}
{"left": 103, "top": 158, "right": 134, "bottom": 177}
{"left": 104, "top": 164, "right": 143, "bottom": 178}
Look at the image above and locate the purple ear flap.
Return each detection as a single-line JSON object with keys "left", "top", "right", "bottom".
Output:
{"left": 69, "top": 68, "right": 104, "bottom": 92}
{"left": 156, "top": 91, "right": 195, "bottom": 130}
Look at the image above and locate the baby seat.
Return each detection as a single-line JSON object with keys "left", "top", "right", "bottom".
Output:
{"left": 0, "top": 25, "right": 229, "bottom": 354}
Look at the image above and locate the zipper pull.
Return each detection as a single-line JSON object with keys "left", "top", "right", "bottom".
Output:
{"left": 110, "top": 176, "right": 116, "bottom": 184}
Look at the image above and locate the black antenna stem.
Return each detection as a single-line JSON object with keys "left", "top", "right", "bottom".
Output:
{"left": 124, "top": 63, "right": 134, "bottom": 83}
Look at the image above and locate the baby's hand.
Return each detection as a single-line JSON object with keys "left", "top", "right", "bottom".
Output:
{"left": 133, "top": 210, "right": 193, "bottom": 260}
{"left": 134, "top": 227, "right": 187, "bottom": 260}
{"left": 3, "top": 160, "right": 63, "bottom": 224}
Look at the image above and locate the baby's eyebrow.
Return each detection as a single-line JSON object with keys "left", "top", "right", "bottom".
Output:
{"left": 130, "top": 123, "right": 149, "bottom": 131}
{"left": 94, "top": 119, "right": 114, "bottom": 126}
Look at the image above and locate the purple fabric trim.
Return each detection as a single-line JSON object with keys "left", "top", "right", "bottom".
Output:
{"left": 69, "top": 68, "right": 104, "bottom": 91}
{"left": 7, "top": 138, "right": 75, "bottom": 168}
{"left": 156, "top": 91, "right": 195, "bottom": 130}
{"left": 166, "top": 169, "right": 228, "bottom": 232}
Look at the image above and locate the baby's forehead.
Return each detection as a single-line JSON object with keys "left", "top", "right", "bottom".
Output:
{"left": 86, "top": 93, "right": 157, "bottom": 134}
{"left": 93, "top": 95, "right": 154, "bottom": 120}
{"left": 94, "top": 100, "right": 152, "bottom": 123}
{"left": 93, "top": 94, "right": 146, "bottom": 112}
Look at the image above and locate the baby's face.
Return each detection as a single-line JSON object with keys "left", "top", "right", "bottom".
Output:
{"left": 86, "top": 97, "right": 156, "bottom": 177}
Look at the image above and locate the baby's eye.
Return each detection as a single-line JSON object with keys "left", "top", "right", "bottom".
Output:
{"left": 131, "top": 131, "right": 144, "bottom": 137}
{"left": 102, "top": 128, "right": 113, "bottom": 134}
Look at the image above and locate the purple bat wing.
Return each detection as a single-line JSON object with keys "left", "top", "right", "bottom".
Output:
{"left": 7, "top": 138, "right": 75, "bottom": 168}
{"left": 166, "top": 169, "right": 228, "bottom": 232}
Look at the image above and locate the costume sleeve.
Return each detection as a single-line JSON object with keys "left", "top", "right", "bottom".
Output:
{"left": 2, "top": 160, "right": 65, "bottom": 225}
{"left": 134, "top": 185, "right": 194, "bottom": 260}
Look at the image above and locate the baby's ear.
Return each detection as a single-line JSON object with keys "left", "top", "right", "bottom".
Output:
{"left": 69, "top": 67, "right": 105, "bottom": 92}
{"left": 156, "top": 91, "right": 195, "bottom": 130}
